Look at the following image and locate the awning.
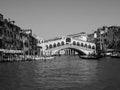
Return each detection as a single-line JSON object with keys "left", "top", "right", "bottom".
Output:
{"left": 0, "top": 49, "right": 23, "bottom": 53}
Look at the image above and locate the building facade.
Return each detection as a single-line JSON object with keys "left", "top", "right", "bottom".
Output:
{"left": 88, "top": 26, "right": 120, "bottom": 53}
{"left": 67, "top": 32, "right": 88, "bottom": 41}
{"left": 87, "top": 33, "right": 96, "bottom": 43}
{"left": 0, "top": 13, "right": 39, "bottom": 60}
{"left": 107, "top": 26, "right": 120, "bottom": 50}
{"left": 0, "top": 14, "right": 23, "bottom": 51}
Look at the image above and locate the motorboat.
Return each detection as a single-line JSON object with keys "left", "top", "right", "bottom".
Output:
{"left": 79, "top": 55, "right": 101, "bottom": 59}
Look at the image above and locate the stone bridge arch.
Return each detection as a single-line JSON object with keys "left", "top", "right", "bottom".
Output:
{"left": 38, "top": 36, "right": 96, "bottom": 56}
{"left": 48, "top": 44, "right": 96, "bottom": 55}
{"left": 55, "top": 47, "right": 86, "bottom": 55}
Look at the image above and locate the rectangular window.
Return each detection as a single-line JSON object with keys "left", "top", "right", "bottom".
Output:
{"left": 0, "top": 29, "right": 3, "bottom": 36}
{"left": 0, "top": 39, "right": 2, "bottom": 48}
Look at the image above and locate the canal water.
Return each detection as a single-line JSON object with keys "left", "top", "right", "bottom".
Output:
{"left": 0, "top": 56, "right": 120, "bottom": 90}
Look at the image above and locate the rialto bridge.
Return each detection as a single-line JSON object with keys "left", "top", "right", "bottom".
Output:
{"left": 39, "top": 37, "right": 96, "bottom": 56}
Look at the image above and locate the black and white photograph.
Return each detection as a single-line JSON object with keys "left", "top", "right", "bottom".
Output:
{"left": 0, "top": 0, "right": 120, "bottom": 90}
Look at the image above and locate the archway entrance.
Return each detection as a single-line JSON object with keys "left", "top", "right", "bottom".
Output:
{"left": 54, "top": 48, "right": 86, "bottom": 56}
{"left": 66, "top": 37, "right": 71, "bottom": 44}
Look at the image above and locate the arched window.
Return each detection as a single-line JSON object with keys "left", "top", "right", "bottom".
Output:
{"left": 49, "top": 44, "right": 52, "bottom": 48}
{"left": 77, "top": 42, "right": 80, "bottom": 46}
{"left": 61, "top": 41, "right": 64, "bottom": 45}
{"left": 57, "top": 42, "right": 60, "bottom": 47}
{"left": 88, "top": 45, "right": 91, "bottom": 49}
{"left": 85, "top": 44, "right": 87, "bottom": 48}
{"left": 81, "top": 43, "right": 84, "bottom": 47}
{"left": 92, "top": 46, "right": 95, "bottom": 49}
{"left": 53, "top": 43, "right": 56, "bottom": 47}
{"left": 73, "top": 41, "right": 76, "bottom": 45}
{"left": 66, "top": 37, "right": 71, "bottom": 42}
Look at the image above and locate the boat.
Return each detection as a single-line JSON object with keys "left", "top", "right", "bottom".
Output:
{"left": 111, "top": 52, "right": 120, "bottom": 58}
{"left": 44, "top": 56, "right": 55, "bottom": 60}
{"left": 79, "top": 55, "right": 101, "bottom": 59}
{"left": 34, "top": 56, "right": 55, "bottom": 60}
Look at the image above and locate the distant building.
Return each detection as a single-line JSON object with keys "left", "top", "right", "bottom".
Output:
{"left": 67, "top": 32, "right": 88, "bottom": 41}
{"left": 107, "top": 26, "right": 120, "bottom": 50}
{"left": 44, "top": 37, "right": 62, "bottom": 43}
{"left": 93, "top": 26, "right": 120, "bottom": 52}
{"left": 87, "top": 33, "right": 96, "bottom": 43}
{"left": 0, "top": 17, "right": 23, "bottom": 50}
{"left": 0, "top": 13, "right": 40, "bottom": 59}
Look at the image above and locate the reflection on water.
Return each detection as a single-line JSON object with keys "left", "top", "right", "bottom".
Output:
{"left": 0, "top": 56, "right": 120, "bottom": 90}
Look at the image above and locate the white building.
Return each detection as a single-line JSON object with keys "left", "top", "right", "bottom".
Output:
{"left": 67, "top": 32, "right": 88, "bottom": 41}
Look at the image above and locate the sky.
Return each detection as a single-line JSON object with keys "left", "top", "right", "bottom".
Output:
{"left": 0, "top": 0, "right": 120, "bottom": 39}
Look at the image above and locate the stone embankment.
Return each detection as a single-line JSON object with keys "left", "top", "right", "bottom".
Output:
{"left": 0, "top": 55, "right": 55, "bottom": 62}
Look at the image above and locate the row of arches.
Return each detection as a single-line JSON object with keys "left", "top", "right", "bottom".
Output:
{"left": 45, "top": 41, "right": 95, "bottom": 50}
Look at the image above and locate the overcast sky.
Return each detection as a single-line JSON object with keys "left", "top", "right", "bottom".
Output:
{"left": 0, "top": 0, "right": 120, "bottom": 39}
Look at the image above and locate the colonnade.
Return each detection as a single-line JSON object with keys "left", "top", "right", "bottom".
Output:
{"left": 64, "top": 49, "right": 77, "bottom": 55}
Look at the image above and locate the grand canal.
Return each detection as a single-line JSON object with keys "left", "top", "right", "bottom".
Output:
{"left": 0, "top": 56, "right": 120, "bottom": 90}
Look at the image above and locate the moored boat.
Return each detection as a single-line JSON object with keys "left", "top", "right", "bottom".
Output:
{"left": 79, "top": 55, "right": 101, "bottom": 59}
{"left": 44, "top": 56, "right": 55, "bottom": 60}
{"left": 111, "top": 52, "right": 120, "bottom": 58}
{"left": 34, "top": 56, "right": 55, "bottom": 60}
